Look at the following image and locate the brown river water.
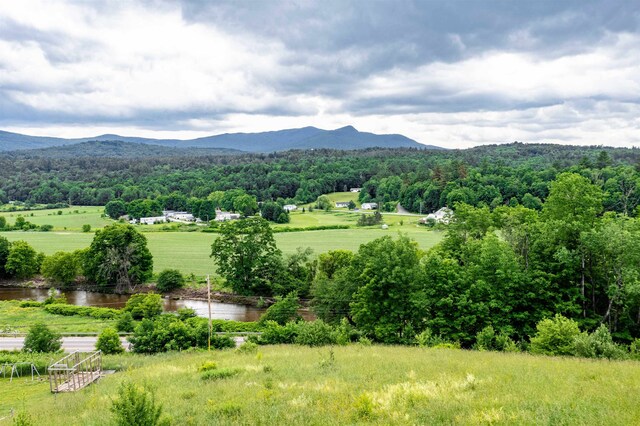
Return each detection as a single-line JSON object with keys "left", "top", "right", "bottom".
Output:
{"left": 0, "top": 287, "right": 270, "bottom": 321}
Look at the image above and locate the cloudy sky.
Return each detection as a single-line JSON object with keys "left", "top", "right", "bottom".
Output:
{"left": 1, "top": 0, "right": 639, "bottom": 148}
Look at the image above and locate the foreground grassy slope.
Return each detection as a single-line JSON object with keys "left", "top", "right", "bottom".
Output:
{"left": 0, "top": 228, "right": 443, "bottom": 276}
{"left": 3, "top": 346, "right": 640, "bottom": 425}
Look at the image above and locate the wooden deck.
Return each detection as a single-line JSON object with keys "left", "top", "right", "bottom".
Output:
{"left": 53, "top": 372, "right": 101, "bottom": 392}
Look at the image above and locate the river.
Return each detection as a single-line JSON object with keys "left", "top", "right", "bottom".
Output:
{"left": 0, "top": 288, "right": 272, "bottom": 322}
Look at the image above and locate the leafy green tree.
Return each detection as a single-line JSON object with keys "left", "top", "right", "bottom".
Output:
{"left": 311, "top": 250, "right": 357, "bottom": 325}
{"left": 84, "top": 224, "right": 153, "bottom": 293}
{"left": 0, "top": 216, "right": 6, "bottom": 229}
{"left": 261, "top": 201, "right": 289, "bottom": 223}
{"left": 5, "top": 240, "right": 39, "bottom": 279}
{"left": 124, "top": 293, "right": 163, "bottom": 320}
{"left": 23, "top": 322, "right": 62, "bottom": 353}
{"left": 105, "top": 200, "right": 127, "bottom": 219}
{"left": 211, "top": 217, "right": 282, "bottom": 295}
{"left": 155, "top": 269, "right": 185, "bottom": 293}
{"left": 350, "top": 235, "right": 424, "bottom": 343}
{"left": 258, "top": 292, "right": 301, "bottom": 325}
{"left": 232, "top": 194, "right": 258, "bottom": 217}
{"left": 41, "top": 251, "right": 80, "bottom": 286}
{"left": 315, "top": 195, "right": 332, "bottom": 211}
{"left": 530, "top": 314, "right": 581, "bottom": 356}
{"left": 116, "top": 311, "right": 136, "bottom": 332}
{"left": 96, "top": 328, "right": 125, "bottom": 354}
{"left": 82, "top": 224, "right": 92, "bottom": 232}
{"left": 0, "top": 236, "right": 10, "bottom": 278}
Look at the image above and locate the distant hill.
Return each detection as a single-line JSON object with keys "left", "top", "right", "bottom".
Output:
{"left": 0, "top": 126, "right": 437, "bottom": 153}
{"left": 4, "top": 140, "right": 244, "bottom": 158}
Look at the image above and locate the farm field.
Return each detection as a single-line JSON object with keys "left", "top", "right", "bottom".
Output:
{"left": 3, "top": 346, "right": 640, "bottom": 425}
{"left": 0, "top": 228, "right": 443, "bottom": 276}
{"left": 0, "top": 206, "right": 111, "bottom": 231}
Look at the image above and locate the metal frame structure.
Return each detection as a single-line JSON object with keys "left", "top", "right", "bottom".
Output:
{"left": 48, "top": 350, "right": 102, "bottom": 393}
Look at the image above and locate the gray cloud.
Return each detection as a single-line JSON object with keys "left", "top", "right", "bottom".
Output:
{"left": 0, "top": 0, "right": 639, "bottom": 146}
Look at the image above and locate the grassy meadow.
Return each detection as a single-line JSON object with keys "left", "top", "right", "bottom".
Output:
{"left": 0, "top": 206, "right": 111, "bottom": 231}
{"left": 0, "top": 226, "right": 442, "bottom": 277}
{"left": 2, "top": 345, "right": 640, "bottom": 425}
{"left": 0, "top": 301, "right": 116, "bottom": 334}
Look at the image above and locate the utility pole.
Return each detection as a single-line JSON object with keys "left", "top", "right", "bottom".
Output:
{"left": 207, "top": 275, "right": 212, "bottom": 351}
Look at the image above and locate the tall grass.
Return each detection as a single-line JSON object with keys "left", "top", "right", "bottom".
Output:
{"left": 3, "top": 345, "right": 640, "bottom": 425}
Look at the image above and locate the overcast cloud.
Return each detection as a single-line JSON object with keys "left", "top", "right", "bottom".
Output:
{"left": 0, "top": 0, "right": 639, "bottom": 148}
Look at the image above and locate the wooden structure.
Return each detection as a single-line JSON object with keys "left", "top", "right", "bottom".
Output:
{"left": 48, "top": 351, "right": 102, "bottom": 393}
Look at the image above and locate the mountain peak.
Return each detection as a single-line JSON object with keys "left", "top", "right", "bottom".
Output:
{"left": 335, "top": 125, "right": 357, "bottom": 133}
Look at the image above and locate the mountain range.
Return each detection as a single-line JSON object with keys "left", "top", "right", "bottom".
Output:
{"left": 0, "top": 126, "right": 438, "bottom": 154}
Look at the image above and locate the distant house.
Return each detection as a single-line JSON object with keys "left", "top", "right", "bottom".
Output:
{"left": 283, "top": 204, "right": 298, "bottom": 212}
{"left": 420, "top": 207, "right": 453, "bottom": 224}
{"left": 361, "top": 202, "right": 378, "bottom": 210}
{"left": 335, "top": 202, "right": 350, "bottom": 208}
{"left": 139, "top": 216, "right": 166, "bottom": 225}
{"left": 171, "top": 213, "right": 195, "bottom": 222}
{"left": 215, "top": 209, "right": 240, "bottom": 222}
{"left": 350, "top": 188, "right": 362, "bottom": 193}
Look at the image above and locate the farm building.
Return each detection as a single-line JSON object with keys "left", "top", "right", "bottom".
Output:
{"left": 361, "top": 202, "right": 378, "bottom": 210}
{"left": 335, "top": 202, "right": 350, "bottom": 208}
{"left": 350, "top": 188, "right": 362, "bottom": 192}
{"left": 420, "top": 207, "right": 453, "bottom": 224}
{"left": 215, "top": 209, "right": 240, "bottom": 222}
{"left": 139, "top": 216, "right": 166, "bottom": 225}
{"left": 283, "top": 204, "right": 297, "bottom": 212}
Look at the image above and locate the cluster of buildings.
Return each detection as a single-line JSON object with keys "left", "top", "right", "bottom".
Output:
{"left": 419, "top": 207, "right": 453, "bottom": 225}
{"left": 135, "top": 209, "right": 244, "bottom": 225}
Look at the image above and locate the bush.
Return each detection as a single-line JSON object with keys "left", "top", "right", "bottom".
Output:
{"left": 530, "top": 314, "right": 581, "bottom": 356}
{"left": 44, "top": 303, "right": 120, "bottom": 320}
{"left": 39, "top": 224, "right": 53, "bottom": 232}
{"left": 573, "top": 324, "right": 627, "bottom": 360}
{"left": 176, "top": 307, "right": 196, "bottom": 320}
{"left": 96, "top": 328, "right": 125, "bottom": 354}
{"left": 111, "top": 381, "right": 165, "bottom": 426}
{"left": 116, "top": 311, "right": 136, "bottom": 332}
{"left": 19, "top": 300, "right": 44, "bottom": 308}
{"left": 201, "top": 367, "right": 242, "bottom": 381}
{"left": 41, "top": 251, "right": 80, "bottom": 286}
{"left": 295, "top": 320, "right": 337, "bottom": 347}
{"left": 235, "top": 341, "right": 258, "bottom": 354}
{"left": 23, "top": 322, "right": 62, "bottom": 353}
{"left": 124, "top": 293, "right": 163, "bottom": 320}
{"left": 82, "top": 224, "right": 91, "bottom": 232}
{"left": 473, "top": 326, "right": 518, "bottom": 352}
{"left": 156, "top": 269, "right": 185, "bottom": 293}
{"left": 198, "top": 361, "right": 218, "bottom": 372}
{"left": 258, "top": 292, "right": 300, "bottom": 325}
{"left": 251, "top": 320, "right": 299, "bottom": 345}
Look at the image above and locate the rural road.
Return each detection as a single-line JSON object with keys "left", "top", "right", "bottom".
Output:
{"left": 0, "top": 336, "right": 128, "bottom": 352}
{"left": 0, "top": 336, "right": 246, "bottom": 352}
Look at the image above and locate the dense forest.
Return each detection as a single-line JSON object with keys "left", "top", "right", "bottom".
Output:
{"left": 1, "top": 143, "right": 640, "bottom": 218}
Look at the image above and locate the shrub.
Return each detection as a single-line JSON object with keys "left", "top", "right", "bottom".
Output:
{"left": 39, "top": 224, "right": 54, "bottom": 232}
{"left": 258, "top": 292, "right": 300, "bottom": 325}
{"left": 251, "top": 321, "right": 299, "bottom": 345}
{"left": 116, "top": 311, "right": 136, "bottom": 332}
{"left": 156, "top": 269, "right": 185, "bottom": 293}
{"left": 530, "top": 314, "right": 581, "bottom": 356}
{"left": 5, "top": 240, "right": 39, "bottom": 279}
{"left": 82, "top": 224, "right": 91, "bottom": 232}
{"left": 19, "top": 300, "right": 44, "bottom": 308}
{"left": 23, "top": 322, "right": 62, "bottom": 353}
{"left": 573, "top": 324, "right": 627, "bottom": 360}
{"left": 198, "top": 361, "right": 218, "bottom": 372}
{"left": 473, "top": 325, "right": 518, "bottom": 352}
{"left": 295, "top": 320, "right": 337, "bottom": 347}
{"left": 124, "top": 293, "right": 163, "bottom": 320}
{"left": 96, "top": 328, "right": 125, "bottom": 354}
{"left": 176, "top": 307, "right": 196, "bottom": 321}
{"left": 415, "top": 328, "right": 449, "bottom": 348}
{"left": 12, "top": 411, "right": 34, "bottom": 426}
{"left": 236, "top": 341, "right": 259, "bottom": 354}
{"left": 41, "top": 251, "right": 80, "bottom": 286}
{"left": 111, "top": 381, "right": 165, "bottom": 426}
{"left": 210, "top": 334, "right": 235, "bottom": 350}
{"left": 44, "top": 303, "right": 120, "bottom": 320}
{"left": 201, "top": 367, "right": 242, "bottom": 381}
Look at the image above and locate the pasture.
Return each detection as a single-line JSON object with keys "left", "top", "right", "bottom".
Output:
{"left": 3, "top": 346, "right": 640, "bottom": 425}
{"left": 0, "top": 227, "right": 443, "bottom": 277}
{"left": 0, "top": 206, "right": 111, "bottom": 231}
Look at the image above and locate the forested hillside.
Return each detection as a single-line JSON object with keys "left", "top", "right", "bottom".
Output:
{"left": 1, "top": 144, "right": 639, "bottom": 218}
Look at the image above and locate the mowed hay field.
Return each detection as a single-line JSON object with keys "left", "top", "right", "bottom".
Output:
{"left": 0, "top": 206, "right": 111, "bottom": 231}
{"left": 3, "top": 346, "right": 640, "bottom": 425}
{"left": 0, "top": 228, "right": 443, "bottom": 276}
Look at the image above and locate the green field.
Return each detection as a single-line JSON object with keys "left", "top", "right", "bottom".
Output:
{"left": 0, "top": 228, "right": 443, "bottom": 276}
{"left": 2, "top": 346, "right": 640, "bottom": 425}
{"left": 0, "top": 206, "right": 111, "bottom": 231}
{"left": 0, "top": 301, "right": 115, "bottom": 334}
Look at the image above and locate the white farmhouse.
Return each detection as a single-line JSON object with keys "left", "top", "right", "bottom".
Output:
{"left": 139, "top": 216, "right": 167, "bottom": 225}
{"left": 335, "top": 202, "right": 350, "bottom": 208}
{"left": 420, "top": 207, "right": 453, "bottom": 224}
{"left": 283, "top": 204, "right": 298, "bottom": 212}
{"left": 361, "top": 202, "right": 378, "bottom": 210}
{"left": 350, "top": 188, "right": 362, "bottom": 192}
{"left": 215, "top": 209, "right": 240, "bottom": 222}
